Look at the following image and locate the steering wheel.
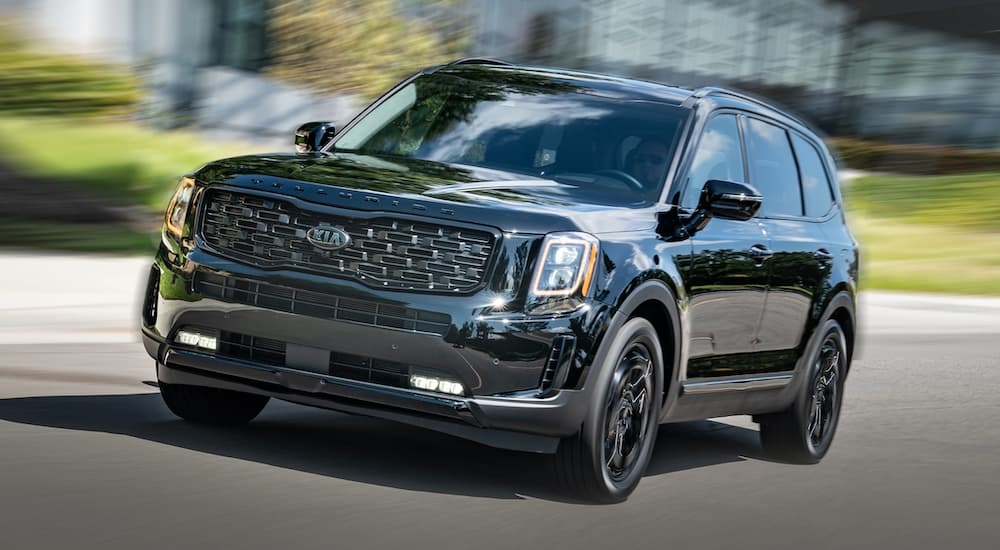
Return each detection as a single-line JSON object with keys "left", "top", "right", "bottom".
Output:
{"left": 595, "top": 169, "right": 644, "bottom": 191}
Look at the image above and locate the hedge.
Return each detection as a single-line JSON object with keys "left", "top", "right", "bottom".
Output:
{"left": 828, "top": 137, "right": 1000, "bottom": 175}
{"left": 0, "top": 25, "right": 141, "bottom": 117}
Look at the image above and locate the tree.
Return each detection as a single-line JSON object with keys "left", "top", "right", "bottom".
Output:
{"left": 267, "top": 0, "right": 468, "bottom": 99}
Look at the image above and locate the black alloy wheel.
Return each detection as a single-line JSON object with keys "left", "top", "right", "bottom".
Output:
{"left": 806, "top": 334, "right": 842, "bottom": 454}
{"left": 553, "top": 317, "right": 664, "bottom": 503}
{"left": 604, "top": 345, "right": 655, "bottom": 482}
{"left": 759, "top": 319, "right": 848, "bottom": 463}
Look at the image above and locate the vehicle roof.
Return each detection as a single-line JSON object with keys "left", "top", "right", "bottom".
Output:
{"left": 431, "top": 61, "right": 817, "bottom": 137}
{"left": 431, "top": 62, "right": 696, "bottom": 105}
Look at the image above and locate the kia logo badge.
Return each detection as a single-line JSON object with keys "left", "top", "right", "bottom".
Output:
{"left": 306, "top": 226, "right": 350, "bottom": 251}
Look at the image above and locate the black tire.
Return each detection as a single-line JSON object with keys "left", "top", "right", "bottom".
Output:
{"left": 759, "top": 319, "right": 848, "bottom": 463}
{"left": 552, "top": 317, "right": 664, "bottom": 503}
{"left": 159, "top": 382, "right": 269, "bottom": 425}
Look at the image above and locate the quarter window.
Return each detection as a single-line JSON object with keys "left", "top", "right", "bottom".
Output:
{"left": 744, "top": 118, "right": 802, "bottom": 217}
{"left": 791, "top": 133, "right": 835, "bottom": 218}
{"left": 681, "top": 114, "right": 744, "bottom": 209}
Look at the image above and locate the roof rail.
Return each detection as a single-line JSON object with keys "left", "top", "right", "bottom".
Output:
{"left": 689, "top": 86, "right": 809, "bottom": 126}
{"left": 447, "top": 57, "right": 513, "bottom": 67}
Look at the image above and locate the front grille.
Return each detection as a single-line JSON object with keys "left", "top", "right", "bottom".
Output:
{"left": 215, "top": 331, "right": 432, "bottom": 390}
{"left": 195, "top": 271, "right": 452, "bottom": 336}
{"left": 199, "top": 189, "right": 495, "bottom": 292}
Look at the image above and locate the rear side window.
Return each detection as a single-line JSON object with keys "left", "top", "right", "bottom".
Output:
{"left": 791, "top": 133, "right": 835, "bottom": 217}
{"left": 744, "top": 118, "right": 802, "bottom": 217}
{"left": 681, "top": 114, "right": 744, "bottom": 209}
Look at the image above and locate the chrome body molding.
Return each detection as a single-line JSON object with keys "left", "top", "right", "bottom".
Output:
{"left": 681, "top": 373, "right": 793, "bottom": 395}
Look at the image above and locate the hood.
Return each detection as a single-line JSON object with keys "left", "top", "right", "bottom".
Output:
{"left": 194, "top": 152, "right": 662, "bottom": 234}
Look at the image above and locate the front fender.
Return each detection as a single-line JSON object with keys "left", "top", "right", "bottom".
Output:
{"left": 581, "top": 278, "right": 686, "bottom": 423}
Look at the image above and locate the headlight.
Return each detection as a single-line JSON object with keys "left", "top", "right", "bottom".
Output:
{"left": 165, "top": 176, "right": 196, "bottom": 238}
{"left": 530, "top": 232, "right": 599, "bottom": 298}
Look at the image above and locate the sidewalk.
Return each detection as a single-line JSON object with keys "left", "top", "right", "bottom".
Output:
{"left": 0, "top": 253, "right": 149, "bottom": 345}
{"left": 1, "top": 253, "right": 998, "bottom": 345}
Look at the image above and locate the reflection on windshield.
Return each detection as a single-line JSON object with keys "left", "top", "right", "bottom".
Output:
{"left": 333, "top": 69, "right": 688, "bottom": 205}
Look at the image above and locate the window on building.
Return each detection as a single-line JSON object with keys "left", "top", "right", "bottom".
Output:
{"left": 212, "top": 0, "right": 269, "bottom": 71}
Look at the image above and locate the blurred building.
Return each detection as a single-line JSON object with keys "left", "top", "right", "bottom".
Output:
{"left": 4, "top": 0, "right": 999, "bottom": 148}
{"left": 1, "top": 0, "right": 356, "bottom": 143}
{"left": 472, "top": 0, "right": 1000, "bottom": 148}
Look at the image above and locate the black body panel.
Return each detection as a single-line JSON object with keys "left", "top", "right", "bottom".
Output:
{"left": 141, "top": 62, "right": 858, "bottom": 454}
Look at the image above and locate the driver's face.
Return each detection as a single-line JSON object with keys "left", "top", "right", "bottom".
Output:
{"left": 632, "top": 142, "right": 669, "bottom": 188}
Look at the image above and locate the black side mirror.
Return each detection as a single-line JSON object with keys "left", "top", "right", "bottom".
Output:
{"left": 699, "top": 179, "right": 762, "bottom": 221}
{"left": 295, "top": 121, "right": 336, "bottom": 153}
{"left": 674, "top": 179, "right": 762, "bottom": 239}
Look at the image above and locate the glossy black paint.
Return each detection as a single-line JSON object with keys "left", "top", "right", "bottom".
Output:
{"left": 294, "top": 121, "right": 336, "bottom": 154}
{"left": 141, "top": 61, "right": 858, "bottom": 453}
{"left": 700, "top": 179, "right": 763, "bottom": 222}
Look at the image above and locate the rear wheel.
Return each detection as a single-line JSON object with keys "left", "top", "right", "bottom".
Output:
{"left": 553, "top": 318, "right": 664, "bottom": 503}
{"left": 159, "top": 382, "right": 269, "bottom": 425}
{"left": 759, "top": 319, "right": 847, "bottom": 463}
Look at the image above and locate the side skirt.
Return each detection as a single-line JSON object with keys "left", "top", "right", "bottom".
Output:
{"left": 664, "top": 372, "right": 796, "bottom": 423}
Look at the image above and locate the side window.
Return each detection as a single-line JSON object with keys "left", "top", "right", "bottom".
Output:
{"left": 791, "top": 133, "right": 835, "bottom": 218}
{"left": 681, "top": 114, "right": 744, "bottom": 209}
{"left": 744, "top": 118, "right": 802, "bottom": 217}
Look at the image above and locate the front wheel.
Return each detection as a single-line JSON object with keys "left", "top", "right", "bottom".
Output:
{"left": 159, "top": 382, "right": 269, "bottom": 425}
{"left": 552, "top": 317, "right": 664, "bottom": 503}
{"left": 759, "top": 319, "right": 848, "bottom": 463}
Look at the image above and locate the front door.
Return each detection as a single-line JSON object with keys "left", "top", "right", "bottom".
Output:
{"left": 680, "top": 113, "right": 770, "bottom": 379}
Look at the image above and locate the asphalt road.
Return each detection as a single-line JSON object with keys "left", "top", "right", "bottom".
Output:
{"left": 1, "top": 254, "right": 998, "bottom": 550}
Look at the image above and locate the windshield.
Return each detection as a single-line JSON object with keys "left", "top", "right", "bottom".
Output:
{"left": 332, "top": 70, "right": 689, "bottom": 203}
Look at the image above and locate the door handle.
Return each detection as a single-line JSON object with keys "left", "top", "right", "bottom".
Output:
{"left": 813, "top": 248, "right": 834, "bottom": 264}
{"left": 748, "top": 244, "right": 773, "bottom": 263}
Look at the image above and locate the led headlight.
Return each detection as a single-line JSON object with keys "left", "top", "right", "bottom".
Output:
{"left": 530, "top": 232, "right": 599, "bottom": 298}
{"left": 165, "top": 176, "right": 196, "bottom": 238}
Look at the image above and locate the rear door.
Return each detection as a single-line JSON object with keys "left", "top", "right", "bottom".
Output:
{"left": 743, "top": 118, "right": 831, "bottom": 370}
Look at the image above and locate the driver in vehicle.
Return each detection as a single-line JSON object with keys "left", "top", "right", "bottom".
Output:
{"left": 628, "top": 139, "right": 671, "bottom": 189}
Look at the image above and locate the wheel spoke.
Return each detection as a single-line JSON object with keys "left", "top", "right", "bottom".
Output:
{"left": 808, "top": 398, "right": 822, "bottom": 441}
{"left": 607, "top": 428, "right": 625, "bottom": 469}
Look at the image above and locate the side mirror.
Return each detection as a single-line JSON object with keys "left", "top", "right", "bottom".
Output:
{"left": 295, "top": 121, "right": 336, "bottom": 153}
{"left": 674, "top": 179, "right": 762, "bottom": 239}
{"left": 699, "top": 179, "right": 762, "bottom": 221}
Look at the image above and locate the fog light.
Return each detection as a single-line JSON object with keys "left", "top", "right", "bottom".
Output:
{"left": 176, "top": 330, "right": 218, "bottom": 351}
{"left": 410, "top": 375, "right": 465, "bottom": 396}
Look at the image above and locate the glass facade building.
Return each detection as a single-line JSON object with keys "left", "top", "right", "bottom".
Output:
{"left": 472, "top": 0, "right": 1000, "bottom": 148}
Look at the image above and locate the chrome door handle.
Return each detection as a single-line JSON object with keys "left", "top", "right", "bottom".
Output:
{"left": 813, "top": 248, "right": 834, "bottom": 263}
{"left": 748, "top": 244, "right": 773, "bottom": 262}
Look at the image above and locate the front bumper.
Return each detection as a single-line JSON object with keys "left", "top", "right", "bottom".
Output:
{"left": 148, "top": 336, "right": 588, "bottom": 453}
{"left": 141, "top": 247, "right": 608, "bottom": 453}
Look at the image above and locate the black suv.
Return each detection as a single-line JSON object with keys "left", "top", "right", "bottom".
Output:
{"left": 141, "top": 59, "right": 858, "bottom": 502}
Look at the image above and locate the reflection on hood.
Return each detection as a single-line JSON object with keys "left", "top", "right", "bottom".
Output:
{"left": 196, "top": 152, "right": 652, "bottom": 209}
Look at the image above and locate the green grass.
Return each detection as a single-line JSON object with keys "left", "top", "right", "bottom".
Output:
{"left": 847, "top": 171, "right": 1000, "bottom": 231}
{"left": 846, "top": 171, "right": 1000, "bottom": 295}
{"left": 849, "top": 214, "right": 1000, "bottom": 295}
{"left": 0, "top": 116, "right": 248, "bottom": 211}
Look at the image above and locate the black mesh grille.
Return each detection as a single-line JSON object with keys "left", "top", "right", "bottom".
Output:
{"left": 195, "top": 271, "right": 452, "bottom": 336}
{"left": 198, "top": 189, "right": 495, "bottom": 292}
